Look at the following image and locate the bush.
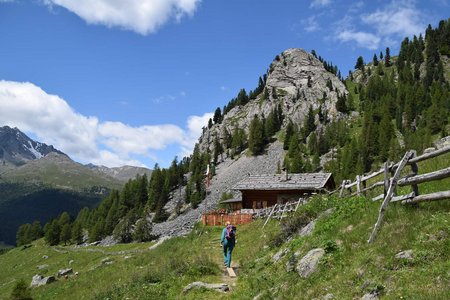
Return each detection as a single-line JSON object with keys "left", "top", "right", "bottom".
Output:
{"left": 10, "top": 279, "right": 32, "bottom": 300}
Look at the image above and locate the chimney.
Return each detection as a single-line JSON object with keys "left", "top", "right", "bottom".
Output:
{"left": 282, "top": 167, "right": 289, "bottom": 181}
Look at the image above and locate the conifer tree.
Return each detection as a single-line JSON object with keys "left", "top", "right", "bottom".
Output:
{"left": 213, "top": 107, "right": 222, "bottom": 124}
{"left": 373, "top": 53, "right": 379, "bottom": 66}
{"left": 71, "top": 221, "right": 83, "bottom": 245}
{"left": 385, "top": 47, "right": 391, "bottom": 67}
{"left": 283, "top": 120, "right": 294, "bottom": 150}
{"left": 248, "top": 115, "right": 265, "bottom": 155}
{"left": 355, "top": 56, "right": 364, "bottom": 70}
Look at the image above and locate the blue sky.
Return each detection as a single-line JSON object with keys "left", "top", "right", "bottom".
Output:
{"left": 0, "top": 0, "right": 447, "bottom": 168}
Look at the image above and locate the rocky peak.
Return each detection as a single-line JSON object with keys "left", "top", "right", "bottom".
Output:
{"left": 0, "top": 125, "right": 63, "bottom": 166}
{"left": 198, "top": 48, "right": 348, "bottom": 153}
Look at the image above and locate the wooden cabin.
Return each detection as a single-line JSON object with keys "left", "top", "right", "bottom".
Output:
{"left": 232, "top": 173, "right": 335, "bottom": 209}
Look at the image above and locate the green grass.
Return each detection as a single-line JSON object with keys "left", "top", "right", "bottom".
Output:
{"left": 1, "top": 152, "right": 449, "bottom": 299}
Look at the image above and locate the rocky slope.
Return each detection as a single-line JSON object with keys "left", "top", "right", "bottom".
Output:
{"left": 152, "top": 48, "right": 348, "bottom": 237}
{"left": 152, "top": 142, "right": 284, "bottom": 237}
{"left": 0, "top": 126, "right": 63, "bottom": 167}
{"left": 199, "top": 48, "right": 347, "bottom": 153}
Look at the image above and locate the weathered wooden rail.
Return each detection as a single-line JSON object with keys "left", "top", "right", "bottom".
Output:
{"left": 332, "top": 146, "right": 450, "bottom": 243}
{"left": 257, "top": 197, "right": 306, "bottom": 228}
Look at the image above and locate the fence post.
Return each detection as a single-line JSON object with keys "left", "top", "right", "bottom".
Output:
{"left": 368, "top": 150, "right": 413, "bottom": 243}
{"left": 356, "top": 175, "right": 361, "bottom": 196}
{"left": 339, "top": 180, "right": 346, "bottom": 198}
{"left": 410, "top": 150, "right": 419, "bottom": 197}
{"left": 384, "top": 161, "right": 390, "bottom": 198}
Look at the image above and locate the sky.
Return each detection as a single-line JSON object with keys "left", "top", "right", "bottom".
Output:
{"left": 0, "top": 0, "right": 448, "bottom": 168}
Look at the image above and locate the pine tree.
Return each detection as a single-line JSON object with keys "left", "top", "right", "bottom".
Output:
{"left": 60, "top": 223, "right": 72, "bottom": 245}
{"left": 213, "top": 107, "right": 222, "bottom": 124}
{"left": 385, "top": 47, "right": 391, "bottom": 67}
{"left": 45, "top": 219, "right": 61, "bottom": 246}
{"left": 378, "top": 103, "right": 393, "bottom": 162}
{"left": 355, "top": 56, "right": 364, "bottom": 70}
{"left": 248, "top": 115, "right": 265, "bottom": 155}
{"left": 373, "top": 53, "right": 379, "bottom": 66}
{"left": 71, "top": 221, "right": 83, "bottom": 245}
{"left": 283, "top": 120, "right": 294, "bottom": 150}
{"left": 16, "top": 223, "right": 32, "bottom": 246}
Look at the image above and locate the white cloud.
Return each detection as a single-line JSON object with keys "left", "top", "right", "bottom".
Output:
{"left": 180, "top": 112, "right": 213, "bottom": 157}
{"left": 0, "top": 80, "right": 210, "bottom": 167}
{"left": 310, "top": 0, "right": 332, "bottom": 8}
{"left": 336, "top": 30, "right": 381, "bottom": 50}
{"left": 43, "top": 0, "right": 201, "bottom": 35}
{"left": 303, "top": 16, "right": 320, "bottom": 32}
{"left": 361, "top": 1, "right": 425, "bottom": 38}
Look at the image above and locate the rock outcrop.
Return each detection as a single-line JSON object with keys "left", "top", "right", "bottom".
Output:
{"left": 30, "top": 274, "right": 56, "bottom": 287}
{"left": 296, "top": 248, "right": 325, "bottom": 278}
{"left": 198, "top": 48, "right": 347, "bottom": 154}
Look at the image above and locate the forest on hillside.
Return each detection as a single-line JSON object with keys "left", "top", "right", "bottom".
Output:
{"left": 16, "top": 19, "right": 450, "bottom": 247}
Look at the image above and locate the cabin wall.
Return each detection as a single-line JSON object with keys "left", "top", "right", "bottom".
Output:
{"left": 241, "top": 190, "right": 312, "bottom": 209}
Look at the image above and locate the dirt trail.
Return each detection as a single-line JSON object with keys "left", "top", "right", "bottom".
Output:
{"left": 206, "top": 241, "right": 239, "bottom": 288}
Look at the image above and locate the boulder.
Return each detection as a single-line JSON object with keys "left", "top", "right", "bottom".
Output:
{"left": 272, "top": 248, "right": 289, "bottom": 263}
{"left": 42, "top": 255, "right": 48, "bottom": 259}
{"left": 36, "top": 264, "right": 48, "bottom": 270}
{"left": 30, "top": 274, "right": 56, "bottom": 287}
{"left": 395, "top": 250, "right": 413, "bottom": 260}
{"left": 298, "top": 220, "right": 316, "bottom": 237}
{"left": 296, "top": 248, "right": 325, "bottom": 278}
{"left": 101, "top": 257, "right": 113, "bottom": 265}
{"left": 361, "top": 292, "right": 379, "bottom": 300}
{"left": 183, "top": 281, "right": 229, "bottom": 293}
{"left": 57, "top": 268, "right": 73, "bottom": 277}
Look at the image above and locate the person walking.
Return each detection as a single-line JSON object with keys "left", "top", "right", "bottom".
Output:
{"left": 220, "top": 221, "right": 236, "bottom": 268}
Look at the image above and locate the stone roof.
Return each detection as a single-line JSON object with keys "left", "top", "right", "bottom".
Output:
{"left": 232, "top": 173, "right": 333, "bottom": 191}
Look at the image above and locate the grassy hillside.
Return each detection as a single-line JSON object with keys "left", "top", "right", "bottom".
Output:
{"left": 1, "top": 193, "right": 449, "bottom": 299}
{"left": 1, "top": 152, "right": 449, "bottom": 299}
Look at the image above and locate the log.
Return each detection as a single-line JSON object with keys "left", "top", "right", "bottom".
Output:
{"left": 397, "top": 167, "right": 450, "bottom": 186}
{"left": 402, "top": 191, "right": 450, "bottom": 204}
{"left": 408, "top": 146, "right": 450, "bottom": 164}
{"left": 350, "top": 180, "right": 384, "bottom": 197}
{"left": 368, "top": 150, "right": 413, "bottom": 244}
{"left": 371, "top": 194, "right": 384, "bottom": 202}
{"left": 344, "top": 181, "right": 358, "bottom": 189}
{"left": 361, "top": 167, "right": 388, "bottom": 182}
{"left": 390, "top": 192, "right": 415, "bottom": 203}
{"left": 263, "top": 204, "right": 277, "bottom": 228}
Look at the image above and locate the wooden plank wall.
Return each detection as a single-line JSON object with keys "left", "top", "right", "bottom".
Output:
{"left": 201, "top": 213, "right": 253, "bottom": 226}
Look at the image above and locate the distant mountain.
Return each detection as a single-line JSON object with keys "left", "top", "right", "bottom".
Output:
{"left": 86, "top": 164, "right": 152, "bottom": 182}
{"left": 0, "top": 126, "right": 64, "bottom": 167}
{"left": 0, "top": 126, "right": 149, "bottom": 246}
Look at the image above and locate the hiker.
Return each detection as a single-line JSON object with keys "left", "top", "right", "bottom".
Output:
{"left": 220, "top": 221, "right": 236, "bottom": 268}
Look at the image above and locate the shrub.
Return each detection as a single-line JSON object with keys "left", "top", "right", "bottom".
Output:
{"left": 10, "top": 279, "right": 32, "bottom": 300}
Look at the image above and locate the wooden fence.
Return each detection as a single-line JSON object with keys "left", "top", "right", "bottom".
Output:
{"left": 259, "top": 198, "right": 307, "bottom": 228}
{"left": 201, "top": 212, "right": 253, "bottom": 226}
{"left": 332, "top": 146, "right": 450, "bottom": 243}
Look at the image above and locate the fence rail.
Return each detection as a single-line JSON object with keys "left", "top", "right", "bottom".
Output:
{"left": 258, "top": 198, "right": 307, "bottom": 228}
{"left": 332, "top": 146, "right": 450, "bottom": 243}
